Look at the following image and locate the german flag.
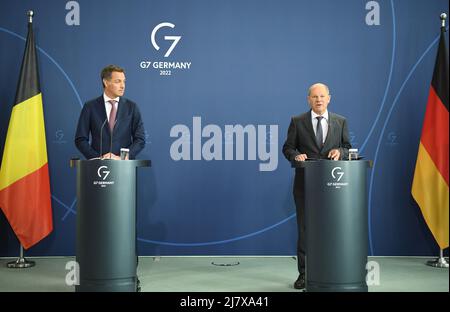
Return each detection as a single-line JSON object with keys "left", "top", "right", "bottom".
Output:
{"left": 412, "top": 23, "right": 449, "bottom": 250}
{"left": 0, "top": 18, "right": 53, "bottom": 249}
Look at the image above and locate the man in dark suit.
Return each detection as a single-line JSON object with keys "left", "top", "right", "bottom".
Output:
{"left": 74, "top": 65, "right": 145, "bottom": 291}
{"left": 282, "top": 83, "right": 351, "bottom": 290}
{"left": 75, "top": 64, "right": 145, "bottom": 160}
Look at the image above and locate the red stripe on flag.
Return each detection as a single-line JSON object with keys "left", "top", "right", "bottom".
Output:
{"left": 420, "top": 86, "right": 449, "bottom": 186}
{"left": 0, "top": 164, "right": 53, "bottom": 249}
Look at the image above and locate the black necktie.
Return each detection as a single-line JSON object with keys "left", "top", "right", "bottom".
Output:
{"left": 316, "top": 116, "right": 323, "bottom": 148}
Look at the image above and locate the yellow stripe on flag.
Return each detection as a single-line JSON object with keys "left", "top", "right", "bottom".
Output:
{"left": 0, "top": 93, "right": 48, "bottom": 190}
{"left": 412, "top": 143, "right": 449, "bottom": 249}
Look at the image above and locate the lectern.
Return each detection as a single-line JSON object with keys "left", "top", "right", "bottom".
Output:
{"left": 292, "top": 160, "right": 372, "bottom": 292}
{"left": 70, "top": 159, "right": 150, "bottom": 292}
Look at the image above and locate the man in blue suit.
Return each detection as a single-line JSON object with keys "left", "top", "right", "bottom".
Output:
{"left": 75, "top": 64, "right": 145, "bottom": 160}
{"left": 283, "top": 83, "right": 351, "bottom": 290}
{"left": 74, "top": 65, "right": 145, "bottom": 291}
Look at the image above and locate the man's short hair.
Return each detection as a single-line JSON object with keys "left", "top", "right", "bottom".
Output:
{"left": 308, "top": 83, "right": 330, "bottom": 96}
{"left": 101, "top": 65, "right": 125, "bottom": 88}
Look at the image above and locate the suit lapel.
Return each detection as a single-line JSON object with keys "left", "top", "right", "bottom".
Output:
{"left": 97, "top": 96, "right": 108, "bottom": 126}
{"left": 302, "top": 111, "right": 318, "bottom": 148}
{"left": 322, "top": 113, "right": 335, "bottom": 151}
{"left": 114, "top": 97, "right": 126, "bottom": 131}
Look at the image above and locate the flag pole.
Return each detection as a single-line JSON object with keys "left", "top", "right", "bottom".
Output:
{"left": 425, "top": 13, "right": 449, "bottom": 269}
{"left": 27, "top": 9, "right": 33, "bottom": 23}
{"left": 5, "top": 10, "right": 37, "bottom": 269}
{"left": 7, "top": 245, "right": 35, "bottom": 268}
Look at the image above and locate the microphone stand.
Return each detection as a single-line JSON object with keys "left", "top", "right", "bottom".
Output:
{"left": 109, "top": 119, "right": 119, "bottom": 159}
{"left": 99, "top": 118, "right": 108, "bottom": 159}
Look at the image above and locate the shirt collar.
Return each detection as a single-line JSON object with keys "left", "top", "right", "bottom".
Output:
{"left": 103, "top": 93, "right": 120, "bottom": 104}
{"left": 311, "top": 109, "right": 329, "bottom": 121}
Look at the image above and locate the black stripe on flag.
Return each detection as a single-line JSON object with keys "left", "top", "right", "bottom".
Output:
{"left": 431, "top": 27, "right": 449, "bottom": 111}
{"left": 14, "top": 22, "right": 40, "bottom": 106}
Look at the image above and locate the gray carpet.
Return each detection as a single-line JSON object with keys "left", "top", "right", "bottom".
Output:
{"left": 0, "top": 256, "right": 447, "bottom": 292}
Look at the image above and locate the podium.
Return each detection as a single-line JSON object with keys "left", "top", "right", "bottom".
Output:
{"left": 292, "top": 160, "right": 372, "bottom": 292}
{"left": 70, "top": 159, "right": 150, "bottom": 292}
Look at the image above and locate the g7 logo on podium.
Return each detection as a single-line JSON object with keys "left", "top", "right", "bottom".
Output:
{"left": 151, "top": 22, "right": 181, "bottom": 57}
{"left": 327, "top": 167, "right": 348, "bottom": 189}
{"left": 331, "top": 167, "right": 344, "bottom": 182}
{"left": 97, "top": 166, "right": 110, "bottom": 181}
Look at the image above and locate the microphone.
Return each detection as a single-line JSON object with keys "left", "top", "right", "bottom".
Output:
{"left": 99, "top": 117, "right": 108, "bottom": 159}
{"left": 109, "top": 118, "right": 119, "bottom": 159}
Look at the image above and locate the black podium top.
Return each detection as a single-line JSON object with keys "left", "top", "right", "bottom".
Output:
{"left": 70, "top": 158, "right": 151, "bottom": 168}
{"left": 291, "top": 159, "right": 373, "bottom": 168}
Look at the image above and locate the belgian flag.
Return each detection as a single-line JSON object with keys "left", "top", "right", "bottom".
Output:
{"left": 0, "top": 18, "right": 53, "bottom": 249}
{"left": 412, "top": 22, "right": 449, "bottom": 249}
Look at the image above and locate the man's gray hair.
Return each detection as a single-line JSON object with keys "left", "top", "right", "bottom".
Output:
{"left": 308, "top": 83, "right": 330, "bottom": 96}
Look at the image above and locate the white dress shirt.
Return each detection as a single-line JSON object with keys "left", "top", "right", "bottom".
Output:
{"left": 103, "top": 93, "right": 120, "bottom": 122}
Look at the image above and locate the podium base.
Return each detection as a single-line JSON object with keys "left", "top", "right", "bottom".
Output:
{"left": 76, "top": 277, "right": 137, "bottom": 292}
{"left": 306, "top": 280, "right": 368, "bottom": 292}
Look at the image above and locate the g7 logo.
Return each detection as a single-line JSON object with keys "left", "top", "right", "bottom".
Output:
{"left": 331, "top": 167, "right": 344, "bottom": 182}
{"left": 151, "top": 22, "right": 181, "bottom": 57}
{"left": 387, "top": 132, "right": 398, "bottom": 144}
{"left": 55, "top": 130, "right": 64, "bottom": 141}
{"left": 97, "top": 166, "right": 110, "bottom": 181}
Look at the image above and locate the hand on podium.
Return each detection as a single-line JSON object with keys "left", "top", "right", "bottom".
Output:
{"left": 294, "top": 154, "right": 308, "bottom": 161}
{"left": 101, "top": 152, "right": 122, "bottom": 160}
{"left": 327, "top": 149, "right": 340, "bottom": 161}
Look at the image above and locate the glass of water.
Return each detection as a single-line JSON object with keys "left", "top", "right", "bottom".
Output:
{"left": 120, "top": 148, "right": 130, "bottom": 160}
{"left": 348, "top": 148, "right": 359, "bottom": 160}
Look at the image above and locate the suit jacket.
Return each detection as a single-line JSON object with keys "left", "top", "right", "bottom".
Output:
{"left": 283, "top": 110, "right": 351, "bottom": 197}
{"left": 282, "top": 110, "right": 351, "bottom": 162}
{"left": 75, "top": 96, "right": 145, "bottom": 159}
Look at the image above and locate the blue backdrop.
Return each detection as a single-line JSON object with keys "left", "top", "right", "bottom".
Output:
{"left": 0, "top": 0, "right": 448, "bottom": 256}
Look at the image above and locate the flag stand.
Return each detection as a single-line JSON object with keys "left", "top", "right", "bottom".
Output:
{"left": 7, "top": 245, "right": 35, "bottom": 268}
{"left": 426, "top": 249, "right": 449, "bottom": 268}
